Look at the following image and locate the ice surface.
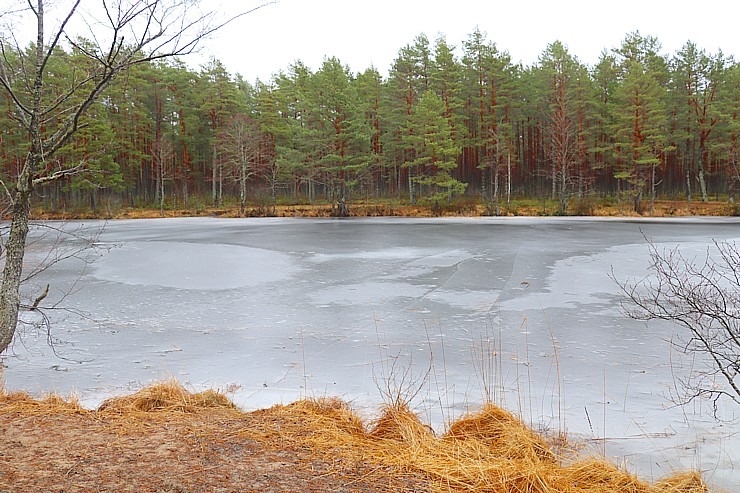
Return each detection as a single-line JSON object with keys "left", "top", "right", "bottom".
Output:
{"left": 94, "top": 241, "right": 299, "bottom": 290}
{"left": 2, "top": 216, "right": 739, "bottom": 489}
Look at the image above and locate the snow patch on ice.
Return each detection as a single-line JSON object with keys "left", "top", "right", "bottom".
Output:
{"left": 92, "top": 241, "right": 299, "bottom": 290}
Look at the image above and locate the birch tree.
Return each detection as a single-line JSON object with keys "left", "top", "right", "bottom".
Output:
{"left": 0, "top": 0, "right": 269, "bottom": 354}
{"left": 218, "top": 114, "right": 263, "bottom": 216}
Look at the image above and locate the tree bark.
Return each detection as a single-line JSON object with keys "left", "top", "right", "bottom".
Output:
{"left": 212, "top": 143, "right": 218, "bottom": 208}
{"left": 0, "top": 166, "right": 33, "bottom": 353}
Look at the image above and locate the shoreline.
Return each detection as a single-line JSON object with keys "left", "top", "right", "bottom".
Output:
{"left": 22, "top": 198, "right": 738, "bottom": 221}
{"left": 0, "top": 381, "right": 714, "bottom": 493}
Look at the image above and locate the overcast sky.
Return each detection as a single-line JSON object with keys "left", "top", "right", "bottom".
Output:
{"left": 200, "top": 0, "right": 739, "bottom": 82}
{"left": 2, "top": 0, "right": 737, "bottom": 81}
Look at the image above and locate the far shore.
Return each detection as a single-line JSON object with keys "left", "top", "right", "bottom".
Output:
{"left": 23, "top": 198, "right": 739, "bottom": 221}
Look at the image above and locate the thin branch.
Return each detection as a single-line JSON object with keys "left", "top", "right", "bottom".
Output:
{"left": 32, "top": 162, "right": 87, "bottom": 185}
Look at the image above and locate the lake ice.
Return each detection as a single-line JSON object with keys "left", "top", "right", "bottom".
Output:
{"left": 2, "top": 216, "right": 739, "bottom": 489}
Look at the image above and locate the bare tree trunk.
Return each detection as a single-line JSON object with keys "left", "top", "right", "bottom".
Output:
{"left": 0, "top": 0, "right": 44, "bottom": 353}
{"left": 559, "top": 169, "right": 567, "bottom": 214}
{"left": 506, "top": 150, "right": 512, "bottom": 208}
{"left": 685, "top": 163, "right": 693, "bottom": 202}
{"left": 0, "top": 185, "right": 31, "bottom": 353}
{"left": 408, "top": 169, "right": 415, "bottom": 205}
{"left": 212, "top": 143, "right": 218, "bottom": 208}
{"left": 159, "top": 154, "right": 165, "bottom": 216}
{"left": 240, "top": 164, "right": 247, "bottom": 216}
{"left": 218, "top": 159, "right": 223, "bottom": 207}
{"left": 493, "top": 164, "right": 500, "bottom": 216}
{"left": 650, "top": 162, "right": 657, "bottom": 215}
{"left": 698, "top": 167, "right": 708, "bottom": 203}
{"left": 551, "top": 167, "right": 557, "bottom": 201}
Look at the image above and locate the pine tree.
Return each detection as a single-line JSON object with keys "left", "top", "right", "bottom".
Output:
{"left": 355, "top": 67, "right": 386, "bottom": 197}
{"left": 592, "top": 51, "right": 620, "bottom": 195}
{"left": 717, "top": 61, "right": 740, "bottom": 201}
{"left": 670, "top": 43, "right": 727, "bottom": 202}
{"left": 536, "top": 41, "right": 594, "bottom": 213}
{"left": 198, "top": 59, "right": 244, "bottom": 207}
{"left": 308, "top": 57, "right": 372, "bottom": 212}
{"left": 611, "top": 40, "right": 670, "bottom": 212}
{"left": 403, "top": 91, "right": 465, "bottom": 203}
{"left": 462, "top": 28, "right": 517, "bottom": 212}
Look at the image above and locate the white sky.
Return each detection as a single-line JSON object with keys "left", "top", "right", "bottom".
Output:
{"left": 201, "top": 0, "right": 740, "bottom": 82}
{"left": 1, "top": 0, "right": 737, "bottom": 81}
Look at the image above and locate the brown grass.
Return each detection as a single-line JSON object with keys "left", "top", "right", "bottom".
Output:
{"left": 444, "top": 403, "right": 556, "bottom": 464}
{"left": 0, "top": 382, "right": 714, "bottom": 493}
{"left": 0, "top": 389, "right": 88, "bottom": 416}
{"left": 97, "top": 379, "right": 236, "bottom": 414}
{"left": 25, "top": 198, "right": 736, "bottom": 221}
{"left": 236, "top": 393, "right": 709, "bottom": 493}
{"left": 653, "top": 472, "right": 709, "bottom": 493}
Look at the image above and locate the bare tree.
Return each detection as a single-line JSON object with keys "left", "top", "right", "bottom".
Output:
{"left": 546, "top": 76, "right": 579, "bottom": 215}
{"left": 0, "top": 0, "right": 271, "bottom": 354}
{"left": 613, "top": 238, "right": 739, "bottom": 407}
{"left": 218, "top": 114, "right": 265, "bottom": 216}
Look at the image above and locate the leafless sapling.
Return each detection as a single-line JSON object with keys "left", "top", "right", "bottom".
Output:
{"left": 613, "top": 238, "right": 739, "bottom": 408}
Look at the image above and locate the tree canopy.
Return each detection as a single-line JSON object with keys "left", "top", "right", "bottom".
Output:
{"left": 1, "top": 28, "right": 739, "bottom": 214}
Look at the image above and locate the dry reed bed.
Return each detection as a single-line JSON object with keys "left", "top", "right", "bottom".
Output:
{"left": 1, "top": 381, "right": 709, "bottom": 493}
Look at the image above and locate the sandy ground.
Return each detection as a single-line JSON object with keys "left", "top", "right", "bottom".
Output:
{"left": 0, "top": 396, "right": 431, "bottom": 493}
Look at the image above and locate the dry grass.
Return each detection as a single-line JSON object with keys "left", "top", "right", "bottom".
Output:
{"left": 653, "top": 472, "right": 709, "bottom": 493}
{"left": 237, "top": 394, "right": 710, "bottom": 493}
{"left": 0, "top": 382, "right": 713, "bottom": 493}
{"left": 25, "top": 198, "right": 735, "bottom": 221}
{"left": 0, "top": 389, "right": 88, "bottom": 416}
{"left": 444, "top": 403, "right": 555, "bottom": 464}
{"left": 97, "top": 379, "right": 236, "bottom": 415}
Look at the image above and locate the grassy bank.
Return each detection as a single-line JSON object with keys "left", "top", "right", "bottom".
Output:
{"left": 0, "top": 381, "right": 711, "bottom": 493}
{"left": 24, "top": 197, "right": 739, "bottom": 221}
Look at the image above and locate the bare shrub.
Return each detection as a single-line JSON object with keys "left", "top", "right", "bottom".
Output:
{"left": 613, "top": 238, "right": 739, "bottom": 407}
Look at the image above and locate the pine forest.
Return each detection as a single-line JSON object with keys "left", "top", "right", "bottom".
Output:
{"left": 2, "top": 30, "right": 739, "bottom": 215}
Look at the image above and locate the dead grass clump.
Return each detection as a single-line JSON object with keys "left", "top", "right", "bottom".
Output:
{"left": 284, "top": 397, "right": 366, "bottom": 436}
{"left": 97, "top": 380, "right": 235, "bottom": 414}
{"left": 393, "top": 444, "right": 566, "bottom": 493}
{"left": 368, "top": 402, "right": 435, "bottom": 444}
{"left": 564, "top": 458, "right": 652, "bottom": 493}
{"left": 444, "top": 403, "right": 556, "bottom": 464}
{"left": 652, "top": 471, "right": 708, "bottom": 493}
{"left": 0, "top": 390, "right": 87, "bottom": 416}
{"left": 253, "top": 399, "right": 708, "bottom": 493}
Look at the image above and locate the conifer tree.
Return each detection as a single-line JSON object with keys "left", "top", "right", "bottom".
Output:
{"left": 462, "top": 28, "right": 518, "bottom": 211}
{"left": 355, "top": 67, "right": 386, "bottom": 196}
{"left": 611, "top": 34, "right": 670, "bottom": 212}
{"left": 670, "top": 43, "right": 727, "bottom": 202}
{"left": 536, "top": 42, "right": 594, "bottom": 213}
{"left": 308, "top": 57, "right": 372, "bottom": 212}
{"left": 199, "top": 59, "right": 243, "bottom": 207}
{"left": 403, "top": 91, "right": 465, "bottom": 203}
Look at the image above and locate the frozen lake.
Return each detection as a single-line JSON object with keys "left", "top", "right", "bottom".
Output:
{"left": 2, "top": 216, "right": 739, "bottom": 489}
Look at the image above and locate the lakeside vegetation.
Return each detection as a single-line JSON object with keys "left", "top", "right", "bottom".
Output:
{"left": 2, "top": 31, "right": 739, "bottom": 218}
{"left": 24, "top": 196, "right": 738, "bottom": 220}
